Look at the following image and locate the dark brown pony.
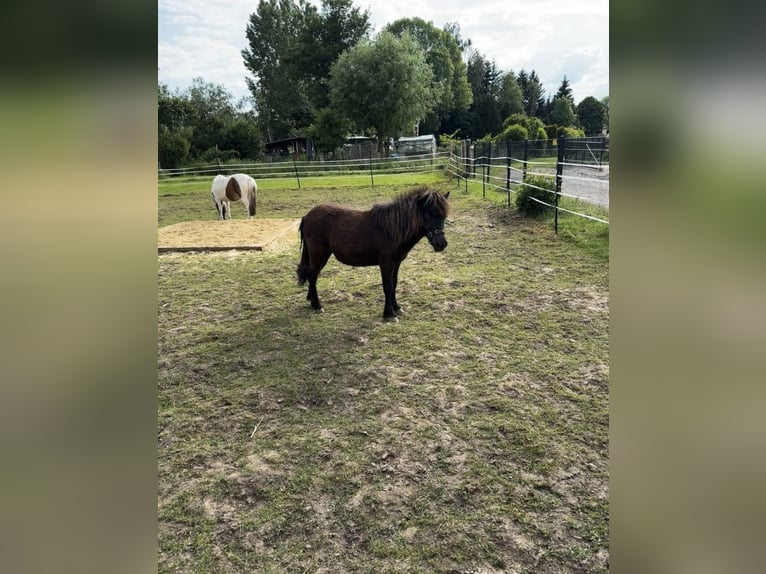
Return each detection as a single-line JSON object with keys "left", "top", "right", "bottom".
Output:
{"left": 297, "top": 186, "right": 450, "bottom": 319}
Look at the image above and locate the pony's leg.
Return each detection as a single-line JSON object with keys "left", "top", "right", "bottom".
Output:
{"left": 391, "top": 261, "right": 403, "bottom": 315}
{"left": 307, "top": 251, "right": 330, "bottom": 312}
{"left": 379, "top": 261, "right": 398, "bottom": 319}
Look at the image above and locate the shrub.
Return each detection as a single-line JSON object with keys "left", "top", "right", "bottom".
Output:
{"left": 516, "top": 174, "right": 556, "bottom": 217}
{"left": 497, "top": 123, "right": 528, "bottom": 143}
{"left": 557, "top": 126, "right": 586, "bottom": 138}
{"left": 544, "top": 124, "right": 559, "bottom": 139}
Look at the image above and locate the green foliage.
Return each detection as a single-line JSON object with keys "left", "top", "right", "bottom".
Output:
{"left": 385, "top": 17, "right": 472, "bottom": 128}
{"left": 516, "top": 174, "right": 556, "bottom": 217}
{"left": 306, "top": 107, "right": 351, "bottom": 154}
{"left": 549, "top": 96, "right": 576, "bottom": 126}
{"left": 545, "top": 124, "right": 559, "bottom": 139}
{"left": 157, "top": 79, "right": 265, "bottom": 166}
{"left": 501, "top": 113, "right": 546, "bottom": 141}
{"left": 558, "top": 126, "right": 586, "bottom": 138}
{"left": 222, "top": 119, "right": 263, "bottom": 160}
{"left": 498, "top": 71, "right": 524, "bottom": 118}
{"left": 518, "top": 69, "right": 543, "bottom": 117}
{"left": 497, "top": 123, "right": 527, "bottom": 143}
{"left": 158, "top": 126, "right": 192, "bottom": 169}
{"left": 577, "top": 96, "right": 606, "bottom": 136}
{"left": 329, "top": 31, "right": 433, "bottom": 142}
{"left": 555, "top": 75, "right": 575, "bottom": 107}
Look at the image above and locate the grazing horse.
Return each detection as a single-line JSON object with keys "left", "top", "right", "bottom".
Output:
{"left": 297, "top": 186, "right": 450, "bottom": 319}
{"left": 211, "top": 174, "right": 257, "bottom": 220}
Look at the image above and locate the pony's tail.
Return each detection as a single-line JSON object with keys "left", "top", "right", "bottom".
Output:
{"left": 248, "top": 183, "right": 257, "bottom": 217}
{"left": 296, "top": 218, "right": 310, "bottom": 285}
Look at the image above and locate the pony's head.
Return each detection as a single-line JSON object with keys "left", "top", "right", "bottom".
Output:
{"left": 417, "top": 189, "right": 450, "bottom": 252}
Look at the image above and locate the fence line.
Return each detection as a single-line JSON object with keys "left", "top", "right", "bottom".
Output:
{"left": 449, "top": 136, "right": 609, "bottom": 231}
{"left": 159, "top": 151, "right": 450, "bottom": 188}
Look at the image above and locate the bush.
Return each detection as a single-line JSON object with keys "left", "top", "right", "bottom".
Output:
{"left": 496, "top": 123, "right": 528, "bottom": 143}
{"left": 158, "top": 127, "right": 192, "bottom": 169}
{"left": 544, "top": 124, "right": 559, "bottom": 139}
{"left": 557, "top": 126, "right": 586, "bottom": 139}
{"left": 516, "top": 174, "right": 556, "bottom": 217}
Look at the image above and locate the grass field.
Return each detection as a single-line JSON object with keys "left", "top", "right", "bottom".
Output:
{"left": 158, "top": 175, "right": 609, "bottom": 573}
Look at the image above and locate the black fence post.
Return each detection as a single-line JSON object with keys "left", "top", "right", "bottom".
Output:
{"left": 555, "top": 135, "right": 566, "bottom": 234}
{"left": 465, "top": 139, "right": 470, "bottom": 193}
{"left": 369, "top": 144, "right": 374, "bottom": 187}
{"left": 487, "top": 142, "right": 492, "bottom": 185}
{"left": 293, "top": 156, "right": 301, "bottom": 189}
{"left": 505, "top": 139, "right": 511, "bottom": 209}
{"left": 522, "top": 139, "right": 529, "bottom": 182}
{"left": 599, "top": 135, "right": 606, "bottom": 168}
{"left": 481, "top": 142, "right": 487, "bottom": 199}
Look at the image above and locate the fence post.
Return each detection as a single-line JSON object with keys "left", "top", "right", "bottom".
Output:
{"left": 522, "top": 139, "right": 529, "bottom": 182}
{"left": 599, "top": 135, "right": 606, "bottom": 169}
{"left": 487, "top": 142, "right": 492, "bottom": 186}
{"left": 293, "top": 156, "right": 301, "bottom": 189}
{"left": 555, "top": 135, "right": 566, "bottom": 234}
{"left": 369, "top": 144, "right": 374, "bottom": 187}
{"left": 482, "top": 142, "right": 486, "bottom": 199}
{"left": 465, "top": 139, "right": 470, "bottom": 193}
{"left": 505, "top": 139, "right": 511, "bottom": 209}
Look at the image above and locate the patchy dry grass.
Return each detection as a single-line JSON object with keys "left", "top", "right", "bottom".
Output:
{"left": 158, "top": 180, "right": 608, "bottom": 573}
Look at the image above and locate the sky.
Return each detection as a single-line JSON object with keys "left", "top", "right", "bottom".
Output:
{"left": 158, "top": 0, "right": 608, "bottom": 107}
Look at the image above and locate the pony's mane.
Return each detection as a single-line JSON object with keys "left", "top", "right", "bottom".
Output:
{"left": 370, "top": 187, "right": 449, "bottom": 242}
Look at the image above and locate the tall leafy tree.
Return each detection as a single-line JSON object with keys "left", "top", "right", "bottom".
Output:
{"left": 329, "top": 32, "right": 433, "bottom": 151}
{"left": 549, "top": 95, "right": 576, "bottom": 126}
{"left": 462, "top": 52, "right": 504, "bottom": 137}
{"left": 242, "top": 0, "right": 314, "bottom": 140}
{"left": 601, "top": 95, "right": 609, "bottom": 132}
{"left": 384, "top": 18, "right": 472, "bottom": 132}
{"left": 292, "top": 0, "right": 371, "bottom": 110}
{"left": 306, "top": 107, "right": 351, "bottom": 156}
{"left": 577, "top": 96, "right": 606, "bottom": 135}
{"left": 498, "top": 71, "right": 524, "bottom": 119}
{"left": 185, "top": 78, "right": 238, "bottom": 157}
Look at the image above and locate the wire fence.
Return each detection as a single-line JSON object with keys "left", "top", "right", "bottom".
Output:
{"left": 158, "top": 136, "right": 608, "bottom": 231}
{"left": 158, "top": 150, "right": 450, "bottom": 188}
{"left": 445, "top": 136, "right": 609, "bottom": 231}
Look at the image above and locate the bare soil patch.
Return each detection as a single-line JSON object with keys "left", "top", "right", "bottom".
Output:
{"left": 158, "top": 218, "right": 301, "bottom": 253}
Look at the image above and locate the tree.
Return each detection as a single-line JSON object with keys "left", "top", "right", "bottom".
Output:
{"left": 555, "top": 76, "right": 575, "bottom": 106}
{"left": 292, "top": 0, "right": 371, "bottom": 110}
{"left": 577, "top": 96, "right": 606, "bottom": 135}
{"left": 306, "top": 107, "right": 350, "bottom": 155}
{"left": 463, "top": 52, "right": 504, "bottom": 137}
{"left": 185, "top": 78, "right": 237, "bottom": 157}
{"left": 329, "top": 32, "right": 433, "bottom": 152}
{"left": 519, "top": 69, "right": 543, "bottom": 117}
{"left": 385, "top": 18, "right": 472, "bottom": 131}
{"left": 222, "top": 119, "right": 263, "bottom": 160}
{"left": 601, "top": 96, "right": 609, "bottom": 132}
{"left": 158, "top": 126, "right": 192, "bottom": 169}
{"left": 549, "top": 96, "right": 576, "bottom": 126}
{"left": 498, "top": 71, "right": 524, "bottom": 118}
{"left": 242, "top": 0, "right": 315, "bottom": 140}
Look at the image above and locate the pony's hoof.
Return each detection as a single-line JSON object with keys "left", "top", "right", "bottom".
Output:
{"left": 383, "top": 315, "right": 399, "bottom": 322}
{"left": 394, "top": 308, "right": 404, "bottom": 316}
{"left": 312, "top": 307, "right": 324, "bottom": 314}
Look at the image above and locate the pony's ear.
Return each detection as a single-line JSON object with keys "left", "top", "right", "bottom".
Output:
{"left": 444, "top": 191, "right": 450, "bottom": 200}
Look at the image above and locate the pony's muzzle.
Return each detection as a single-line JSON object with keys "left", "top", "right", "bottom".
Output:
{"left": 427, "top": 229, "right": 447, "bottom": 251}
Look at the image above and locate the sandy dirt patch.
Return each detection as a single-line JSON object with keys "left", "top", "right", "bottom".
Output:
{"left": 158, "top": 218, "right": 301, "bottom": 253}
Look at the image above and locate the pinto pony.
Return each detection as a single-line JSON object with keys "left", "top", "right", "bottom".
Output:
{"left": 210, "top": 174, "right": 257, "bottom": 220}
{"left": 297, "top": 186, "right": 450, "bottom": 319}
